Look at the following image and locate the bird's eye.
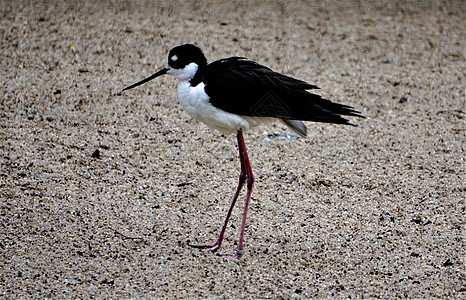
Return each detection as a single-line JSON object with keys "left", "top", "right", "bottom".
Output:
{"left": 170, "top": 55, "right": 178, "bottom": 62}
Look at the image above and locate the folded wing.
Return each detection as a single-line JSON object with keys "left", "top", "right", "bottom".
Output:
{"left": 203, "top": 57, "right": 363, "bottom": 125}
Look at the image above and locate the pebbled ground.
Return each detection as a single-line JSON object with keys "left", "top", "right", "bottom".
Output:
{"left": 1, "top": 1, "right": 464, "bottom": 298}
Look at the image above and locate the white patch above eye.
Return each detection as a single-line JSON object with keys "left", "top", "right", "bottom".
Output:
{"left": 171, "top": 55, "right": 178, "bottom": 62}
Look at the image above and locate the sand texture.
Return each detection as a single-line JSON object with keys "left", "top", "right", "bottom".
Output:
{"left": 1, "top": 0, "right": 464, "bottom": 298}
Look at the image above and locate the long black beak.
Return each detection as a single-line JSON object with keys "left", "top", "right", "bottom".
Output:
{"left": 121, "top": 67, "right": 168, "bottom": 92}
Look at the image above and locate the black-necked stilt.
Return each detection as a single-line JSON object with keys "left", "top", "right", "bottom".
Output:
{"left": 122, "top": 44, "right": 363, "bottom": 259}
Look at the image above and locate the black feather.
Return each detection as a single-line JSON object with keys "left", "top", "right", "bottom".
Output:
{"left": 203, "top": 57, "right": 363, "bottom": 125}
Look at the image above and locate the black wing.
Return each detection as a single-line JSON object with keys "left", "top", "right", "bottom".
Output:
{"left": 203, "top": 57, "right": 363, "bottom": 125}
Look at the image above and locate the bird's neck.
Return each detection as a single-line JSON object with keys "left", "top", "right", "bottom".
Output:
{"left": 189, "top": 65, "right": 205, "bottom": 86}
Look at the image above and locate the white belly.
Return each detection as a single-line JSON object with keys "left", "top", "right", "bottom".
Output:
{"left": 176, "top": 81, "right": 266, "bottom": 134}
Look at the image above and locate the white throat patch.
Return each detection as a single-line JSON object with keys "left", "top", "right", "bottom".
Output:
{"left": 167, "top": 62, "right": 199, "bottom": 81}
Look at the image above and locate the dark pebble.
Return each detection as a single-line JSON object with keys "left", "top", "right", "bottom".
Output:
{"left": 443, "top": 259, "right": 454, "bottom": 267}
{"left": 91, "top": 149, "right": 101, "bottom": 159}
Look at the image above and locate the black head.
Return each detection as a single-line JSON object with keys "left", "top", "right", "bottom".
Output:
{"left": 167, "top": 44, "right": 207, "bottom": 70}
{"left": 121, "top": 44, "right": 207, "bottom": 92}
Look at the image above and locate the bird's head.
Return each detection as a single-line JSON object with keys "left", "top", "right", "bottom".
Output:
{"left": 167, "top": 44, "right": 207, "bottom": 80}
{"left": 121, "top": 44, "right": 207, "bottom": 92}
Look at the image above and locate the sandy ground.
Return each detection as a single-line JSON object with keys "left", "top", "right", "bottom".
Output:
{"left": 1, "top": 0, "right": 464, "bottom": 298}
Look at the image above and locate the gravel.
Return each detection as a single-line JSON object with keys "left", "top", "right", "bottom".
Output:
{"left": 1, "top": 0, "right": 464, "bottom": 298}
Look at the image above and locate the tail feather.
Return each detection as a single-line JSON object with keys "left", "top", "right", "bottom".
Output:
{"left": 276, "top": 91, "right": 364, "bottom": 125}
{"left": 282, "top": 119, "right": 307, "bottom": 137}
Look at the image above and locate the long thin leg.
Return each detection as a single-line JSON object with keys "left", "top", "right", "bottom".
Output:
{"left": 189, "top": 129, "right": 250, "bottom": 253}
{"left": 227, "top": 129, "right": 254, "bottom": 259}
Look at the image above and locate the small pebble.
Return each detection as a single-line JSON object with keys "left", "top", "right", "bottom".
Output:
{"left": 91, "top": 149, "right": 101, "bottom": 159}
{"left": 443, "top": 259, "right": 454, "bottom": 267}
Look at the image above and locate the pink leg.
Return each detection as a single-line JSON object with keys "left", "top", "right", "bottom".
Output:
{"left": 189, "top": 129, "right": 254, "bottom": 259}
{"left": 227, "top": 129, "right": 254, "bottom": 259}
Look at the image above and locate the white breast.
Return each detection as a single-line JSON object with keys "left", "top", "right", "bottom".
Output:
{"left": 176, "top": 80, "right": 266, "bottom": 135}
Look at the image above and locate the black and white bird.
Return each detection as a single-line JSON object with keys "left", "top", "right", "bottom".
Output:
{"left": 122, "top": 44, "right": 363, "bottom": 259}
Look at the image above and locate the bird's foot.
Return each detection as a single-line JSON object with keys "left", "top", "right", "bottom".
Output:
{"left": 189, "top": 242, "right": 221, "bottom": 252}
{"left": 190, "top": 242, "right": 243, "bottom": 259}
{"left": 224, "top": 249, "right": 243, "bottom": 260}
